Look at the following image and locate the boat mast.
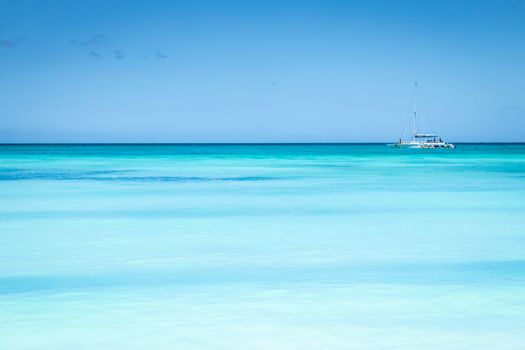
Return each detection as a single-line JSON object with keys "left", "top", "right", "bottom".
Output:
{"left": 413, "top": 82, "right": 417, "bottom": 139}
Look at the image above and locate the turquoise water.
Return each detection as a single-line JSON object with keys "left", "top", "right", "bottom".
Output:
{"left": 1, "top": 144, "right": 525, "bottom": 349}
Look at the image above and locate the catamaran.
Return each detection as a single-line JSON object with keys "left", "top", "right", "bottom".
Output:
{"left": 389, "top": 83, "right": 455, "bottom": 149}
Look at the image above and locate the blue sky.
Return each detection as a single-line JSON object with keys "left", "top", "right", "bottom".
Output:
{"left": 1, "top": 0, "right": 524, "bottom": 142}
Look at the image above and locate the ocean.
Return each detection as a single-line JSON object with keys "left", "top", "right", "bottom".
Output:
{"left": 1, "top": 144, "right": 524, "bottom": 349}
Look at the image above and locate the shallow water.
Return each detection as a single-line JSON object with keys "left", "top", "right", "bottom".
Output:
{"left": 1, "top": 144, "right": 524, "bottom": 349}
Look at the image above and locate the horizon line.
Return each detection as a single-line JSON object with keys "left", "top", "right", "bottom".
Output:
{"left": 1, "top": 142, "right": 525, "bottom": 146}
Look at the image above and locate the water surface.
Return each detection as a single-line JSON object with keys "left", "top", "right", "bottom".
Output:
{"left": 1, "top": 144, "right": 524, "bottom": 349}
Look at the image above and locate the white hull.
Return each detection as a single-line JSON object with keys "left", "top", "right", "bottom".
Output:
{"left": 388, "top": 142, "right": 455, "bottom": 149}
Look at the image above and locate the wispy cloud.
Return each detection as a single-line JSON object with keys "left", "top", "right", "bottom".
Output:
{"left": 113, "top": 50, "right": 125, "bottom": 60}
{"left": 0, "top": 38, "right": 21, "bottom": 48}
{"left": 155, "top": 50, "right": 167, "bottom": 59}
{"left": 90, "top": 33, "right": 107, "bottom": 46}
{"left": 89, "top": 50, "right": 101, "bottom": 58}
{"left": 69, "top": 33, "right": 108, "bottom": 47}
{"left": 67, "top": 34, "right": 169, "bottom": 63}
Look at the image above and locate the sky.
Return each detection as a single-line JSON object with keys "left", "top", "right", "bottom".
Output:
{"left": 0, "top": 0, "right": 524, "bottom": 143}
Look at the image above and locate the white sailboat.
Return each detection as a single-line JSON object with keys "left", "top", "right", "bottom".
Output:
{"left": 388, "top": 83, "right": 455, "bottom": 149}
